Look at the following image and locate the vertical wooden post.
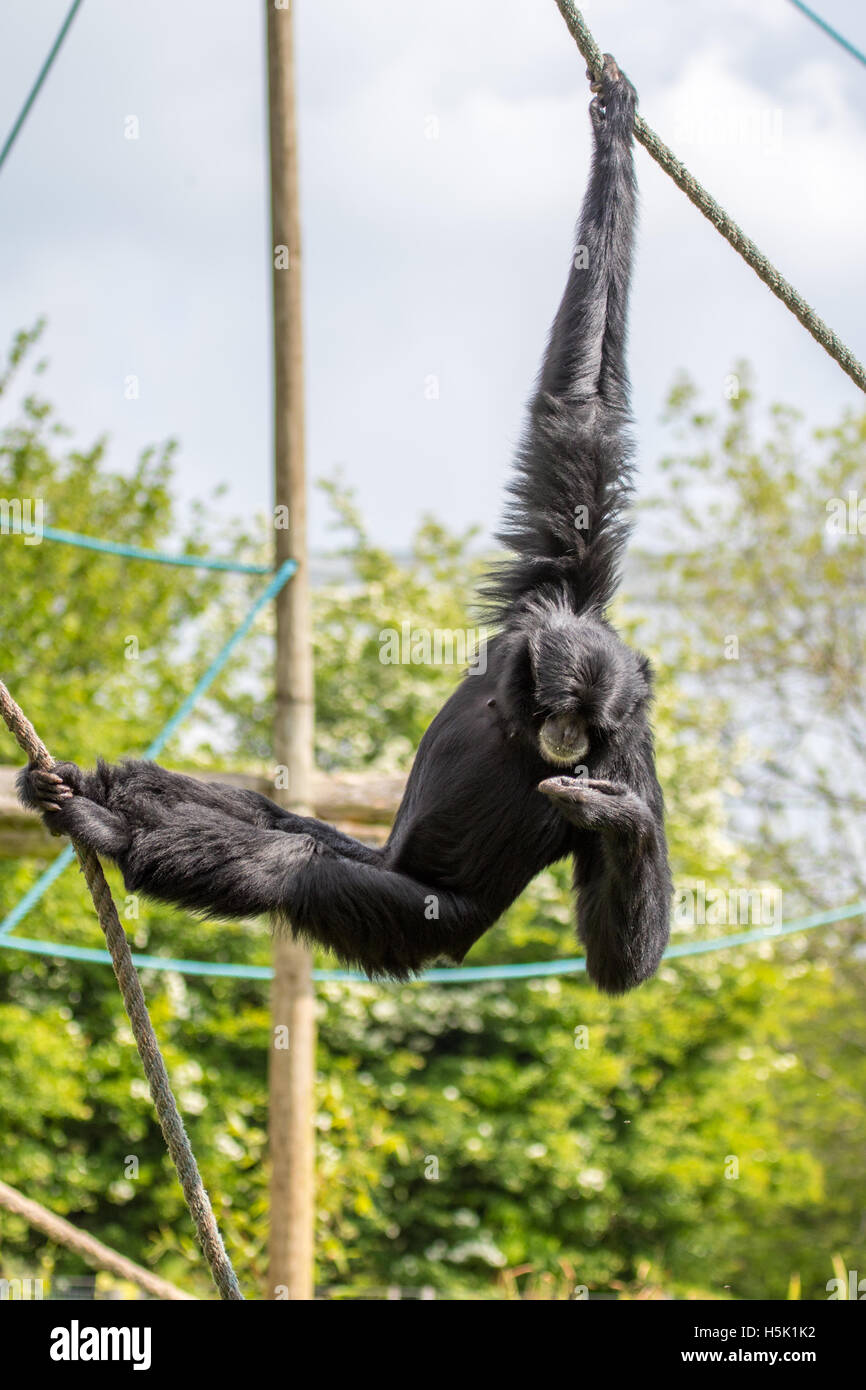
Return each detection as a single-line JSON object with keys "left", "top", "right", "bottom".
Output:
{"left": 266, "top": 0, "right": 316, "bottom": 1301}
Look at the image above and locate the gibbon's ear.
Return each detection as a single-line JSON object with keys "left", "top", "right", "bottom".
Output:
{"left": 494, "top": 630, "right": 535, "bottom": 724}
{"left": 589, "top": 647, "right": 655, "bottom": 738}
{"left": 638, "top": 652, "right": 654, "bottom": 689}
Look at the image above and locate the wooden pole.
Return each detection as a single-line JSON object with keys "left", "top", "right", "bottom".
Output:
{"left": 266, "top": 0, "right": 316, "bottom": 1301}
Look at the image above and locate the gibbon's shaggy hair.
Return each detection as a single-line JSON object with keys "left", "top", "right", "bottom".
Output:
{"left": 21, "top": 57, "right": 671, "bottom": 993}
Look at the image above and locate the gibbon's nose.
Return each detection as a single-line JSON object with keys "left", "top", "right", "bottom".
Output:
{"left": 539, "top": 713, "right": 590, "bottom": 766}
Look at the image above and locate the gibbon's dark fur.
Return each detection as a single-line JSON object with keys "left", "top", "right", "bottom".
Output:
{"left": 20, "top": 57, "right": 672, "bottom": 993}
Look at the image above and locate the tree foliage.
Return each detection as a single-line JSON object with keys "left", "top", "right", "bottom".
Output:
{"left": 0, "top": 339, "right": 864, "bottom": 1299}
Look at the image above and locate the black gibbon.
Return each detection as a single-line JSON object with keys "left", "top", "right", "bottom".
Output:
{"left": 21, "top": 56, "right": 671, "bottom": 994}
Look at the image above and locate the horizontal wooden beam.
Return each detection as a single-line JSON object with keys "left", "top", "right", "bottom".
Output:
{"left": 0, "top": 765, "right": 405, "bottom": 858}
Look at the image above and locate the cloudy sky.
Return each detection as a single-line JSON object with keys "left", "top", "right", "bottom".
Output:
{"left": 1, "top": 0, "right": 864, "bottom": 551}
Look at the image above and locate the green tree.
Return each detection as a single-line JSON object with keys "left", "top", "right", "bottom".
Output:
{"left": 1, "top": 335, "right": 864, "bottom": 1301}
{"left": 647, "top": 365, "right": 866, "bottom": 908}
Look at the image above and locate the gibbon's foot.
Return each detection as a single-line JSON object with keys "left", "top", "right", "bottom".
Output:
{"left": 17, "top": 764, "right": 76, "bottom": 834}
{"left": 18, "top": 760, "right": 130, "bottom": 853}
{"left": 18, "top": 758, "right": 86, "bottom": 802}
{"left": 538, "top": 775, "right": 650, "bottom": 836}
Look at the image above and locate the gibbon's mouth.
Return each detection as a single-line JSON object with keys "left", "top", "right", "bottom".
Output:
{"left": 539, "top": 714, "right": 590, "bottom": 767}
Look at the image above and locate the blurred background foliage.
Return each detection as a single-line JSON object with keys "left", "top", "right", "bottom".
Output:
{"left": 0, "top": 332, "right": 864, "bottom": 1299}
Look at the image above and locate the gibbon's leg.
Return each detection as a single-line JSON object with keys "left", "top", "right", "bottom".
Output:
{"left": 104, "top": 759, "right": 383, "bottom": 863}
{"left": 20, "top": 762, "right": 486, "bottom": 976}
{"left": 113, "top": 809, "right": 486, "bottom": 978}
{"left": 18, "top": 758, "right": 381, "bottom": 865}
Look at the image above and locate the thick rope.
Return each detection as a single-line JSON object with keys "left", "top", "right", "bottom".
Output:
{"left": 554, "top": 0, "right": 866, "bottom": 396}
{"left": 0, "top": 1179, "right": 197, "bottom": 1300}
{"left": 0, "top": 678, "right": 244, "bottom": 1301}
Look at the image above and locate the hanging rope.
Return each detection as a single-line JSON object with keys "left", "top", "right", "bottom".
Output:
{"left": 0, "top": 678, "right": 244, "bottom": 1301}
{"left": 554, "top": 1, "right": 866, "bottom": 395}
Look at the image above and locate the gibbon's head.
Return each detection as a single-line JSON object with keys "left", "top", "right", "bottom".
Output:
{"left": 527, "top": 606, "right": 652, "bottom": 766}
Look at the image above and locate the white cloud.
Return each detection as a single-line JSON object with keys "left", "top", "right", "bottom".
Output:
{"left": 646, "top": 49, "right": 866, "bottom": 274}
{"left": 0, "top": 0, "right": 863, "bottom": 554}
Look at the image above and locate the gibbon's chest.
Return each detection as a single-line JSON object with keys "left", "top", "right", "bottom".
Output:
{"left": 385, "top": 678, "right": 568, "bottom": 894}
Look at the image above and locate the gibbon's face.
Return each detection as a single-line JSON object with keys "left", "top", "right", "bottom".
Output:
{"left": 529, "top": 612, "right": 649, "bottom": 766}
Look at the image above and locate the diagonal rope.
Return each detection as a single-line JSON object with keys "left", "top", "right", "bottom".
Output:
{"left": 553, "top": 0, "right": 866, "bottom": 395}
{"left": 787, "top": 0, "right": 866, "bottom": 69}
{"left": 0, "top": 0, "right": 85, "bottom": 174}
{"left": 0, "top": 677, "right": 244, "bottom": 1301}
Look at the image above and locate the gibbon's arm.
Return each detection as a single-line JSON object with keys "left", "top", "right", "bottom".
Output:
{"left": 540, "top": 735, "right": 672, "bottom": 994}
{"left": 486, "top": 54, "right": 638, "bottom": 622}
